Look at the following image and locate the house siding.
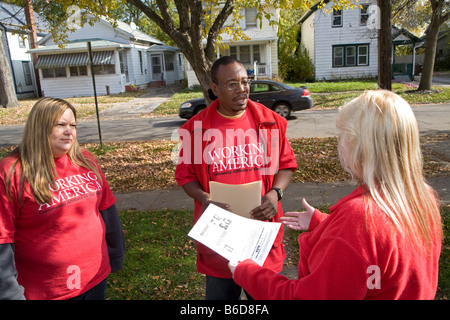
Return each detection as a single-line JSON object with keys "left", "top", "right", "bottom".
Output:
{"left": 186, "top": 6, "right": 280, "bottom": 87}
{"left": 39, "top": 58, "right": 122, "bottom": 98}
{"left": 301, "top": 15, "right": 315, "bottom": 64}
{"left": 31, "top": 17, "right": 185, "bottom": 98}
{"left": 303, "top": 1, "right": 378, "bottom": 81}
{"left": 44, "top": 20, "right": 127, "bottom": 46}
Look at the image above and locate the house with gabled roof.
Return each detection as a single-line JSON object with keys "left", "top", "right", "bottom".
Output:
{"left": 186, "top": 5, "right": 280, "bottom": 87}
{"left": 29, "top": 15, "right": 186, "bottom": 98}
{"left": 300, "top": 0, "right": 422, "bottom": 81}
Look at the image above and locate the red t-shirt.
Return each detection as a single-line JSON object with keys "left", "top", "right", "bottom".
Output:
{"left": 0, "top": 151, "right": 116, "bottom": 300}
{"left": 208, "top": 110, "right": 265, "bottom": 185}
{"left": 176, "top": 107, "right": 297, "bottom": 278}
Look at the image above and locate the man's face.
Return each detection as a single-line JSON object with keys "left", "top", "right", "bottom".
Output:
{"left": 211, "top": 62, "right": 250, "bottom": 116}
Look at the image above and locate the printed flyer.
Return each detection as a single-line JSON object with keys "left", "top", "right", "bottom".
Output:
{"left": 188, "top": 204, "right": 281, "bottom": 266}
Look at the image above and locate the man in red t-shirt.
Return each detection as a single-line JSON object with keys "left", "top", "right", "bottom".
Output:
{"left": 175, "top": 56, "right": 297, "bottom": 299}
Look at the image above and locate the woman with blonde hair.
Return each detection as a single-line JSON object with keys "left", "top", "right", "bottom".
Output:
{"left": 0, "top": 98, "right": 125, "bottom": 300}
{"left": 229, "top": 90, "right": 442, "bottom": 299}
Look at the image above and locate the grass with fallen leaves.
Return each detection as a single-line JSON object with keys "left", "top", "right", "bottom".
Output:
{"left": 0, "top": 135, "right": 449, "bottom": 300}
{"left": 1, "top": 135, "right": 447, "bottom": 192}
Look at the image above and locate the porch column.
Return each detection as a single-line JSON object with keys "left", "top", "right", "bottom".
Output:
{"left": 267, "top": 41, "right": 271, "bottom": 78}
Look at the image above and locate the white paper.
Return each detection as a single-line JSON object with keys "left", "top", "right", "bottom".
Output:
{"left": 188, "top": 204, "right": 281, "bottom": 266}
{"left": 209, "top": 181, "right": 261, "bottom": 218}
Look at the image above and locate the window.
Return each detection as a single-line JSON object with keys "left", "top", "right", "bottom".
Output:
{"left": 229, "top": 45, "right": 261, "bottom": 65}
{"left": 245, "top": 7, "right": 257, "bottom": 28}
{"left": 22, "top": 62, "right": 32, "bottom": 85}
{"left": 251, "top": 83, "right": 281, "bottom": 93}
{"left": 119, "top": 51, "right": 125, "bottom": 74}
{"left": 42, "top": 67, "right": 67, "bottom": 78}
{"left": 240, "top": 45, "right": 251, "bottom": 64}
{"left": 139, "top": 51, "right": 143, "bottom": 73}
{"left": 70, "top": 66, "right": 87, "bottom": 76}
{"left": 360, "top": 4, "right": 369, "bottom": 25}
{"left": 358, "top": 46, "right": 368, "bottom": 65}
{"left": 93, "top": 64, "right": 115, "bottom": 75}
{"left": 333, "top": 47, "right": 344, "bottom": 67}
{"left": 230, "top": 46, "right": 237, "bottom": 59}
{"left": 346, "top": 46, "right": 356, "bottom": 66}
{"left": 333, "top": 44, "right": 369, "bottom": 67}
{"left": 18, "top": 35, "right": 26, "bottom": 48}
{"left": 253, "top": 45, "right": 260, "bottom": 63}
{"left": 164, "top": 53, "right": 174, "bottom": 71}
{"left": 251, "top": 83, "right": 270, "bottom": 93}
{"left": 332, "top": 9, "right": 342, "bottom": 27}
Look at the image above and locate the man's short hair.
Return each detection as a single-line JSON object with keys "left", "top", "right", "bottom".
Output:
{"left": 211, "top": 56, "right": 243, "bottom": 83}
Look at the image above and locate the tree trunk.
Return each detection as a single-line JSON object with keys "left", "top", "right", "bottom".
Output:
{"left": 417, "top": 0, "right": 444, "bottom": 91}
{"left": 126, "top": 0, "right": 235, "bottom": 104}
{"left": 377, "top": 0, "right": 392, "bottom": 90}
{"left": 0, "top": 28, "right": 20, "bottom": 108}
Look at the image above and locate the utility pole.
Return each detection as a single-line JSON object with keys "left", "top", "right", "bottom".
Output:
{"left": 22, "top": 0, "right": 42, "bottom": 97}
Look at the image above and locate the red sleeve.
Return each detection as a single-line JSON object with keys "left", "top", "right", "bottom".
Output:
{"left": 308, "top": 209, "right": 329, "bottom": 231}
{"left": 234, "top": 238, "right": 370, "bottom": 300}
{"left": 174, "top": 127, "right": 199, "bottom": 187}
{"left": 0, "top": 159, "right": 17, "bottom": 244}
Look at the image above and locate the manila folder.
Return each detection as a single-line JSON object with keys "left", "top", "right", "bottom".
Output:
{"left": 209, "top": 181, "right": 261, "bottom": 218}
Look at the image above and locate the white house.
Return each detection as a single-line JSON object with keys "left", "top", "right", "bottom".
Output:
{"left": 186, "top": 5, "right": 280, "bottom": 87}
{"left": 0, "top": 2, "right": 47, "bottom": 98}
{"left": 29, "top": 15, "right": 186, "bottom": 98}
{"left": 300, "top": 0, "right": 422, "bottom": 81}
{"left": 300, "top": 0, "right": 379, "bottom": 81}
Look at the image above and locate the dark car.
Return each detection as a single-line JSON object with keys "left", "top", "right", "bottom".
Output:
{"left": 178, "top": 80, "right": 313, "bottom": 119}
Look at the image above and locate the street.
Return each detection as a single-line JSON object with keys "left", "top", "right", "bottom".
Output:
{"left": 0, "top": 103, "right": 449, "bottom": 146}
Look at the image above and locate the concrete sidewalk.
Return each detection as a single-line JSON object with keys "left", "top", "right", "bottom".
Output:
{"left": 114, "top": 134, "right": 450, "bottom": 211}
{"left": 114, "top": 175, "right": 449, "bottom": 213}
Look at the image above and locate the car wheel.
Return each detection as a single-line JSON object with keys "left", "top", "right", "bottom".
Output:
{"left": 273, "top": 103, "right": 291, "bottom": 118}
{"left": 194, "top": 106, "right": 206, "bottom": 115}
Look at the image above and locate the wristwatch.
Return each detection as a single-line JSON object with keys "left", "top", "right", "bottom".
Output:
{"left": 271, "top": 187, "right": 283, "bottom": 201}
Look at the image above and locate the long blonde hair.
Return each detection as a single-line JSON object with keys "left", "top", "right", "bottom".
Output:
{"left": 336, "top": 90, "right": 442, "bottom": 247}
{"left": 5, "top": 97, "right": 101, "bottom": 205}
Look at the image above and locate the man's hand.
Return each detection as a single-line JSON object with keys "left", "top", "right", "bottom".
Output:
{"left": 182, "top": 181, "right": 230, "bottom": 212}
{"left": 250, "top": 190, "right": 278, "bottom": 220}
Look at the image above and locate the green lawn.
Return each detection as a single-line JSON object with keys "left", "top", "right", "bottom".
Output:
{"left": 107, "top": 208, "right": 205, "bottom": 300}
{"left": 106, "top": 205, "right": 450, "bottom": 300}
{"left": 152, "top": 79, "right": 450, "bottom": 116}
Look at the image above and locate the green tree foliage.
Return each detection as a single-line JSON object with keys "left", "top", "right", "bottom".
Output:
{"left": 278, "top": 7, "right": 314, "bottom": 82}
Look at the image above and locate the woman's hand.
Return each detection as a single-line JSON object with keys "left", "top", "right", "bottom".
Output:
{"left": 228, "top": 261, "right": 239, "bottom": 278}
{"left": 279, "top": 198, "right": 315, "bottom": 231}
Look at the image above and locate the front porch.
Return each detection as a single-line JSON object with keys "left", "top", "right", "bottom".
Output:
{"left": 392, "top": 27, "right": 422, "bottom": 81}
{"left": 217, "top": 42, "right": 275, "bottom": 79}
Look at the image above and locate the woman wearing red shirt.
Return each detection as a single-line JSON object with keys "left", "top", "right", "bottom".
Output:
{"left": 229, "top": 90, "right": 442, "bottom": 300}
{"left": 0, "top": 98, "right": 125, "bottom": 300}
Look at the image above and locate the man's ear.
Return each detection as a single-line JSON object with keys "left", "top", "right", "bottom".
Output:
{"left": 210, "top": 81, "right": 218, "bottom": 97}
